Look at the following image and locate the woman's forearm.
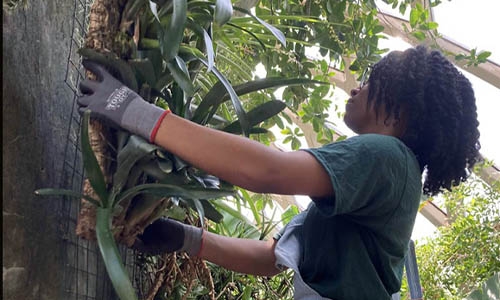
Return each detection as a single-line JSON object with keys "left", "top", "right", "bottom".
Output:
{"left": 153, "top": 112, "right": 333, "bottom": 197}
{"left": 198, "top": 231, "right": 282, "bottom": 277}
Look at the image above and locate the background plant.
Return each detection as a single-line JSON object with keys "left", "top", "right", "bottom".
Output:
{"left": 399, "top": 163, "right": 500, "bottom": 300}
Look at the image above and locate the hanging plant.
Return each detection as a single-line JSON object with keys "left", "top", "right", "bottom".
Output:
{"left": 36, "top": 0, "right": 327, "bottom": 298}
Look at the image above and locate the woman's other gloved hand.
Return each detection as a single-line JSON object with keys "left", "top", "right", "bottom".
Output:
{"left": 132, "top": 218, "right": 203, "bottom": 256}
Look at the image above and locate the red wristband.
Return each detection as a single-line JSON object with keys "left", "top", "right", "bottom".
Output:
{"left": 149, "top": 109, "right": 171, "bottom": 143}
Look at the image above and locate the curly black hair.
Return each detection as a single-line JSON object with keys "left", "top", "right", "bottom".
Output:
{"left": 366, "top": 45, "right": 480, "bottom": 196}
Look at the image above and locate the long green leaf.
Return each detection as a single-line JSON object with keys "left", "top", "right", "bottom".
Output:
{"left": 128, "top": 58, "right": 157, "bottom": 87}
{"left": 203, "top": 29, "right": 215, "bottom": 72}
{"left": 222, "top": 100, "right": 286, "bottom": 134}
{"left": 81, "top": 110, "right": 109, "bottom": 206}
{"left": 34, "top": 188, "right": 101, "bottom": 207}
{"left": 166, "top": 58, "right": 196, "bottom": 96}
{"left": 201, "top": 62, "right": 250, "bottom": 136}
{"left": 214, "top": 0, "right": 233, "bottom": 26}
{"left": 125, "top": 193, "right": 165, "bottom": 226}
{"left": 176, "top": 47, "right": 248, "bottom": 132}
{"left": 193, "top": 77, "right": 326, "bottom": 124}
{"left": 239, "top": 189, "right": 261, "bottom": 225}
{"left": 185, "top": 20, "right": 215, "bottom": 72}
{"left": 159, "top": 0, "right": 187, "bottom": 61}
{"left": 95, "top": 208, "right": 138, "bottom": 300}
{"left": 232, "top": 77, "right": 328, "bottom": 95}
{"left": 200, "top": 200, "right": 224, "bottom": 223}
{"left": 191, "top": 81, "right": 225, "bottom": 124}
{"left": 137, "top": 49, "right": 163, "bottom": 80}
{"left": 116, "top": 183, "right": 234, "bottom": 206}
{"left": 112, "top": 135, "right": 160, "bottom": 206}
{"left": 226, "top": 23, "right": 267, "bottom": 50}
{"left": 149, "top": 0, "right": 160, "bottom": 22}
{"left": 232, "top": 6, "right": 286, "bottom": 47}
{"left": 212, "top": 201, "right": 258, "bottom": 233}
{"left": 183, "top": 198, "right": 206, "bottom": 226}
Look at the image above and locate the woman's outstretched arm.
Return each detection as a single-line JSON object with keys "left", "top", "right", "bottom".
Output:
{"left": 154, "top": 113, "right": 333, "bottom": 198}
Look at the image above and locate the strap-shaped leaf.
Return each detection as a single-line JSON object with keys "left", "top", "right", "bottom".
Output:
{"left": 233, "top": 6, "right": 286, "bottom": 47}
{"left": 149, "top": 0, "right": 160, "bottom": 22}
{"left": 81, "top": 110, "right": 109, "bottom": 206}
{"left": 128, "top": 58, "right": 157, "bottom": 87}
{"left": 112, "top": 135, "right": 160, "bottom": 204}
{"left": 203, "top": 29, "right": 215, "bottom": 72}
{"left": 183, "top": 198, "right": 206, "bottom": 226}
{"left": 158, "top": 0, "right": 187, "bottom": 61}
{"left": 200, "top": 200, "right": 224, "bottom": 223}
{"left": 95, "top": 208, "right": 138, "bottom": 300}
{"left": 34, "top": 188, "right": 101, "bottom": 207}
{"left": 185, "top": 20, "right": 215, "bottom": 73}
{"left": 175, "top": 56, "right": 190, "bottom": 77}
{"left": 193, "top": 77, "right": 327, "bottom": 124}
{"left": 222, "top": 100, "right": 286, "bottom": 134}
{"left": 116, "top": 183, "right": 234, "bottom": 206}
{"left": 212, "top": 200, "right": 256, "bottom": 227}
{"left": 214, "top": 0, "right": 233, "bottom": 26}
{"left": 238, "top": 189, "right": 261, "bottom": 225}
{"left": 137, "top": 49, "right": 163, "bottom": 81}
{"left": 125, "top": 193, "right": 165, "bottom": 226}
{"left": 226, "top": 23, "right": 267, "bottom": 50}
{"left": 166, "top": 58, "right": 196, "bottom": 96}
{"left": 182, "top": 55, "right": 249, "bottom": 135}
{"left": 207, "top": 64, "right": 250, "bottom": 136}
{"left": 191, "top": 81, "right": 225, "bottom": 124}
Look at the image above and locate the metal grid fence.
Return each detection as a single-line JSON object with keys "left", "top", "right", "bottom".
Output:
{"left": 59, "top": 0, "right": 143, "bottom": 298}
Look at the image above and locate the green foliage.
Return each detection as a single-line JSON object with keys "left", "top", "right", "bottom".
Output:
{"left": 403, "top": 172, "right": 500, "bottom": 300}
{"left": 455, "top": 48, "right": 492, "bottom": 67}
{"left": 206, "top": 193, "right": 298, "bottom": 300}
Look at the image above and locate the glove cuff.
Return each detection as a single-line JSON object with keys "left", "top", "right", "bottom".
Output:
{"left": 120, "top": 98, "right": 170, "bottom": 142}
{"left": 181, "top": 225, "right": 203, "bottom": 257}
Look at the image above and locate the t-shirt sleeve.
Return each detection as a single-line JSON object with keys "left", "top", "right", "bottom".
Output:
{"left": 303, "top": 134, "right": 406, "bottom": 217}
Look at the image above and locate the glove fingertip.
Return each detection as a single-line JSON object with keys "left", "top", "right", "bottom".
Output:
{"left": 82, "top": 59, "right": 106, "bottom": 80}
{"left": 76, "top": 95, "right": 91, "bottom": 107}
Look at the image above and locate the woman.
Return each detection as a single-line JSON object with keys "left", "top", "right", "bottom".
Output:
{"left": 77, "top": 45, "right": 480, "bottom": 299}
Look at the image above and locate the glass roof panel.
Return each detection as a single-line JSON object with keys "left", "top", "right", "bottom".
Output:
{"left": 432, "top": 0, "right": 500, "bottom": 64}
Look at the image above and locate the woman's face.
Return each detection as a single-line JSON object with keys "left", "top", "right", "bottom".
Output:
{"left": 344, "top": 83, "right": 379, "bottom": 134}
{"left": 344, "top": 51, "right": 407, "bottom": 137}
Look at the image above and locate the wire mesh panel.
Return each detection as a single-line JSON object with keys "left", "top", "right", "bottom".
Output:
{"left": 59, "top": 0, "right": 141, "bottom": 298}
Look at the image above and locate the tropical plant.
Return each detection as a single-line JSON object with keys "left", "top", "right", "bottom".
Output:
{"left": 399, "top": 163, "right": 500, "bottom": 300}
{"left": 36, "top": 0, "right": 323, "bottom": 298}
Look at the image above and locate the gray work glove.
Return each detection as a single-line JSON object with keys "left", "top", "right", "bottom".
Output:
{"left": 132, "top": 218, "right": 203, "bottom": 256}
{"left": 77, "top": 60, "right": 169, "bottom": 142}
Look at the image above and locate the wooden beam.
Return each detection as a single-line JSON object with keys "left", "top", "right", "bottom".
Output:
{"left": 420, "top": 200, "right": 448, "bottom": 227}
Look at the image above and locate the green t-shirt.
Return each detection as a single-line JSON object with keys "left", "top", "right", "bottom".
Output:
{"left": 299, "top": 134, "right": 422, "bottom": 299}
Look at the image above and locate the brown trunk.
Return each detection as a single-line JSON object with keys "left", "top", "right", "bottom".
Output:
{"left": 74, "top": 2, "right": 216, "bottom": 298}
{"left": 75, "top": 0, "right": 121, "bottom": 240}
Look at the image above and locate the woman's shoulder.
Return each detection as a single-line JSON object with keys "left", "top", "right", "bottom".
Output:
{"left": 330, "top": 134, "right": 409, "bottom": 155}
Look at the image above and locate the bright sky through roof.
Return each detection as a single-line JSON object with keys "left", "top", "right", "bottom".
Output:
{"left": 432, "top": 0, "right": 500, "bottom": 64}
